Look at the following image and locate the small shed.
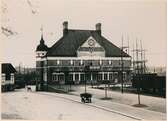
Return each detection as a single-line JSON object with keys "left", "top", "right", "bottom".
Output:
{"left": 1, "top": 63, "right": 17, "bottom": 92}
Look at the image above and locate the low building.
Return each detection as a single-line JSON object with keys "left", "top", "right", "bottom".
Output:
{"left": 1, "top": 63, "right": 17, "bottom": 92}
{"left": 36, "top": 22, "right": 132, "bottom": 90}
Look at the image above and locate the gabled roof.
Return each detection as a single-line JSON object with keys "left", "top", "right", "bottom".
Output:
{"left": 2, "top": 63, "right": 17, "bottom": 73}
{"left": 46, "top": 29, "right": 130, "bottom": 57}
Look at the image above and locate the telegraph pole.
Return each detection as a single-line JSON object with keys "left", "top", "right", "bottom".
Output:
{"left": 136, "top": 38, "right": 141, "bottom": 105}
{"left": 121, "top": 35, "right": 124, "bottom": 94}
{"left": 120, "top": 35, "right": 129, "bottom": 94}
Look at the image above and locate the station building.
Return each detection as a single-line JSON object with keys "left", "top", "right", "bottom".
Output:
{"left": 36, "top": 22, "right": 132, "bottom": 90}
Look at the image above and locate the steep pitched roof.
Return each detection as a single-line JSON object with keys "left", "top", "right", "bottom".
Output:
{"left": 46, "top": 29, "right": 130, "bottom": 57}
{"left": 2, "top": 63, "right": 17, "bottom": 74}
{"left": 36, "top": 35, "right": 49, "bottom": 51}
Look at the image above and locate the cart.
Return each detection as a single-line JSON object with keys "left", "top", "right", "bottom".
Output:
{"left": 80, "top": 93, "right": 92, "bottom": 103}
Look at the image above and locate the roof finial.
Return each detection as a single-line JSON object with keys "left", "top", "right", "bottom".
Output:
{"left": 40, "top": 25, "right": 44, "bottom": 44}
{"left": 40, "top": 24, "right": 43, "bottom": 39}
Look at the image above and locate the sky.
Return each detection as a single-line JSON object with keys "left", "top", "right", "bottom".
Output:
{"left": 1, "top": 0, "right": 167, "bottom": 68}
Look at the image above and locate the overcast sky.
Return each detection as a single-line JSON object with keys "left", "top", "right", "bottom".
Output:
{"left": 1, "top": 0, "right": 167, "bottom": 68}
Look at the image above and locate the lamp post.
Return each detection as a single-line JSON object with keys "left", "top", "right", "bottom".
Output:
{"left": 88, "top": 38, "right": 95, "bottom": 88}
{"left": 84, "top": 65, "right": 89, "bottom": 93}
{"left": 46, "top": 57, "right": 48, "bottom": 91}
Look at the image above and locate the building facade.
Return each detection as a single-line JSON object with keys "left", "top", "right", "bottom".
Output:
{"left": 36, "top": 22, "right": 132, "bottom": 90}
{"left": 1, "top": 63, "right": 16, "bottom": 92}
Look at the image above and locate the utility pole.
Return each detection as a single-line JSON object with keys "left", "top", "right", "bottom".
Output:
{"left": 127, "top": 34, "right": 130, "bottom": 55}
{"left": 121, "top": 35, "right": 124, "bottom": 94}
{"left": 132, "top": 42, "right": 135, "bottom": 74}
{"left": 136, "top": 38, "right": 140, "bottom": 105}
{"left": 120, "top": 35, "right": 129, "bottom": 94}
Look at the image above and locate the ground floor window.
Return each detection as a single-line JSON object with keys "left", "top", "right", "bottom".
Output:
{"left": 68, "top": 74, "right": 73, "bottom": 81}
{"left": 98, "top": 73, "right": 103, "bottom": 81}
{"left": 51, "top": 71, "right": 129, "bottom": 84}
{"left": 109, "top": 72, "right": 113, "bottom": 81}
{"left": 123, "top": 72, "right": 126, "bottom": 81}
{"left": 104, "top": 73, "right": 108, "bottom": 80}
{"left": 92, "top": 73, "right": 98, "bottom": 81}
{"left": 52, "top": 73, "right": 64, "bottom": 82}
{"left": 75, "top": 73, "right": 79, "bottom": 81}
{"left": 58, "top": 74, "right": 64, "bottom": 81}
{"left": 80, "top": 73, "right": 85, "bottom": 81}
{"left": 114, "top": 72, "right": 118, "bottom": 83}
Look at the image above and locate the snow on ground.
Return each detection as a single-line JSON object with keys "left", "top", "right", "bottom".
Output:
{"left": 2, "top": 88, "right": 136, "bottom": 120}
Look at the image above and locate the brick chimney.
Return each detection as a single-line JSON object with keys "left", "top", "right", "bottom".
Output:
{"left": 63, "top": 21, "right": 68, "bottom": 36}
{"left": 95, "top": 23, "right": 101, "bottom": 35}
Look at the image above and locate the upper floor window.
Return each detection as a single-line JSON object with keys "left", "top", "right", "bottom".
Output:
{"left": 57, "top": 60, "right": 60, "bottom": 65}
{"left": 80, "top": 60, "right": 83, "bottom": 65}
{"left": 100, "top": 60, "right": 102, "bottom": 65}
{"left": 70, "top": 60, "right": 73, "bottom": 65}
{"left": 109, "top": 60, "right": 113, "bottom": 66}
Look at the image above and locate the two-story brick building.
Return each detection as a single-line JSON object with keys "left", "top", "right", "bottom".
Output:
{"left": 36, "top": 22, "right": 132, "bottom": 90}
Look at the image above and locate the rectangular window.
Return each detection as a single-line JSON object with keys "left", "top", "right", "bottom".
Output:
{"left": 114, "top": 72, "right": 118, "bottom": 79}
{"left": 114, "top": 72, "right": 118, "bottom": 83}
{"left": 109, "top": 60, "right": 113, "bottom": 66}
{"left": 58, "top": 74, "right": 64, "bottom": 81}
{"left": 62, "top": 60, "right": 70, "bottom": 66}
{"left": 100, "top": 60, "right": 102, "bottom": 65}
{"left": 11, "top": 75, "right": 14, "bottom": 82}
{"left": 80, "top": 60, "right": 83, "bottom": 65}
{"left": 52, "top": 75, "right": 54, "bottom": 81}
{"left": 92, "top": 60, "right": 100, "bottom": 66}
{"left": 68, "top": 74, "right": 73, "bottom": 81}
{"left": 57, "top": 60, "right": 60, "bottom": 65}
{"left": 70, "top": 60, "right": 73, "bottom": 65}
{"left": 85, "top": 73, "right": 91, "bottom": 80}
{"left": 123, "top": 72, "right": 126, "bottom": 81}
{"left": 74, "top": 60, "right": 80, "bottom": 66}
{"left": 98, "top": 73, "right": 102, "bottom": 81}
{"left": 2, "top": 74, "right": 5, "bottom": 81}
{"left": 52, "top": 74, "right": 58, "bottom": 81}
{"left": 109, "top": 72, "right": 113, "bottom": 81}
{"left": 102, "top": 60, "right": 109, "bottom": 66}
{"left": 104, "top": 73, "right": 108, "bottom": 80}
{"left": 92, "top": 73, "right": 98, "bottom": 80}
{"left": 75, "top": 74, "right": 79, "bottom": 81}
{"left": 80, "top": 73, "right": 85, "bottom": 81}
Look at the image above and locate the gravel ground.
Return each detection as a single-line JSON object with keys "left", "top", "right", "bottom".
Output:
{"left": 1, "top": 88, "right": 136, "bottom": 120}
